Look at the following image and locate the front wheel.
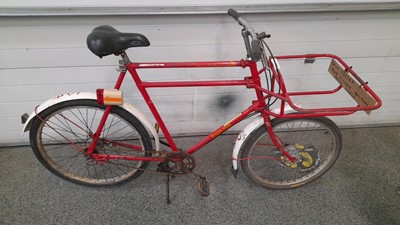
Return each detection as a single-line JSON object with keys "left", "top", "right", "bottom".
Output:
{"left": 240, "top": 117, "right": 342, "bottom": 189}
{"left": 29, "top": 99, "right": 152, "bottom": 186}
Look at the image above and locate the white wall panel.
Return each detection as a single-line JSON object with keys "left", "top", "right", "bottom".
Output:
{"left": 2, "top": 0, "right": 397, "bottom": 7}
{"left": 0, "top": 9, "right": 399, "bottom": 145}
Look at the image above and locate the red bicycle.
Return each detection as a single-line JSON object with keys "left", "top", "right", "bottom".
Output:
{"left": 22, "top": 9, "right": 381, "bottom": 200}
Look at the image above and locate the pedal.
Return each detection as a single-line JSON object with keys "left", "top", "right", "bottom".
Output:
{"left": 197, "top": 176, "right": 210, "bottom": 197}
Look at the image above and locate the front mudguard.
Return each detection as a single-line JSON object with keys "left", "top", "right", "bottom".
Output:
{"left": 231, "top": 106, "right": 297, "bottom": 173}
{"left": 231, "top": 116, "right": 264, "bottom": 172}
{"left": 21, "top": 92, "right": 160, "bottom": 151}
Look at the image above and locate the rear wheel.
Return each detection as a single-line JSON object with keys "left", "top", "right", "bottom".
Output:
{"left": 30, "top": 99, "right": 152, "bottom": 186}
{"left": 240, "top": 117, "right": 341, "bottom": 189}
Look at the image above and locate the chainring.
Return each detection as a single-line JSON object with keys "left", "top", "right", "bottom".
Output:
{"left": 158, "top": 152, "right": 196, "bottom": 175}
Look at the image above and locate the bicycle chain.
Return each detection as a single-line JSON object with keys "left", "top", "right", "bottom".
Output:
{"left": 109, "top": 150, "right": 200, "bottom": 178}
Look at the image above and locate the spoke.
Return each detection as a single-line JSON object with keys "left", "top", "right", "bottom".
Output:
{"left": 103, "top": 115, "right": 117, "bottom": 138}
{"left": 103, "top": 123, "right": 130, "bottom": 138}
{"left": 60, "top": 113, "right": 83, "bottom": 142}
{"left": 109, "top": 131, "right": 138, "bottom": 142}
{"left": 40, "top": 143, "right": 69, "bottom": 152}
{"left": 104, "top": 163, "right": 121, "bottom": 181}
{"left": 312, "top": 122, "right": 318, "bottom": 130}
{"left": 63, "top": 111, "right": 90, "bottom": 142}
{"left": 65, "top": 152, "right": 82, "bottom": 174}
{"left": 92, "top": 164, "right": 99, "bottom": 180}
{"left": 53, "top": 113, "right": 87, "bottom": 143}
{"left": 69, "top": 108, "right": 92, "bottom": 132}
{"left": 109, "top": 161, "right": 131, "bottom": 174}
{"left": 86, "top": 107, "right": 89, "bottom": 133}
{"left": 41, "top": 127, "right": 84, "bottom": 153}
{"left": 76, "top": 107, "right": 94, "bottom": 134}
{"left": 42, "top": 131, "right": 86, "bottom": 151}
{"left": 89, "top": 109, "right": 98, "bottom": 132}
{"left": 74, "top": 163, "right": 88, "bottom": 177}
{"left": 52, "top": 151, "right": 82, "bottom": 164}
{"left": 42, "top": 126, "right": 87, "bottom": 141}
{"left": 44, "top": 121, "right": 79, "bottom": 134}
{"left": 290, "top": 121, "right": 295, "bottom": 131}
{"left": 44, "top": 118, "right": 86, "bottom": 140}
{"left": 86, "top": 164, "right": 91, "bottom": 179}
{"left": 41, "top": 133, "right": 68, "bottom": 145}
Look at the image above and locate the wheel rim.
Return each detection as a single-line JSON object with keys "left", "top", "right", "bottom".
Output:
{"left": 36, "top": 105, "right": 146, "bottom": 185}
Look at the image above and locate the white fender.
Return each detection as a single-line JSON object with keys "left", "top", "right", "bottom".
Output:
{"left": 231, "top": 105, "right": 297, "bottom": 172}
{"left": 22, "top": 92, "right": 160, "bottom": 151}
{"left": 231, "top": 116, "right": 264, "bottom": 171}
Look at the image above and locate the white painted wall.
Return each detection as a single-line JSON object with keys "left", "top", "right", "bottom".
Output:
{"left": 0, "top": 6, "right": 399, "bottom": 145}
{"left": 2, "top": 0, "right": 398, "bottom": 7}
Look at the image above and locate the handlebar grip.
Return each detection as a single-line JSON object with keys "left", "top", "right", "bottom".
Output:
{"left": 228, "top": 8, "right": 262, "bottom": 62}
{"left": 251, "top": 40, "right": 262, "bottom": 62}
{"left": 228, "top": 8, "right": 241, "bottom": 21}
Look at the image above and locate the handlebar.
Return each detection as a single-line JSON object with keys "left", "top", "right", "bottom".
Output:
{"left": 228, "top": 8, "right": 240, "bottom": 21}
{"left": 228, "top": 8, "right": 268, "bottom": 62}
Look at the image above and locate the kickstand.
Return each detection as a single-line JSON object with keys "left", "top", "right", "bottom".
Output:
{"left": 166, "top": 174, "right": 172, "bottom": 204}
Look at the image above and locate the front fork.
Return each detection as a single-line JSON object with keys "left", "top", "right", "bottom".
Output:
{"left": 262, "top": 114, "right": 296, "bottom": 162}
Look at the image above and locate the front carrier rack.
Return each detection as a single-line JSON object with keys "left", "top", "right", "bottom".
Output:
{"left": 263, "top": 54, "right": 382, "bottom": 118}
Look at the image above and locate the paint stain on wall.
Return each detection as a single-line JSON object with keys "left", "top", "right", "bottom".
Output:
{"left": 215, "top": 94, "right": 237, "bottom": 114}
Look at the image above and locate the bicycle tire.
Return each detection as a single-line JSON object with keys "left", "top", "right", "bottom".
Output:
{"left": 29, "top": 99, "right": 152, "bottom": 186}
{"left": 240, "top": 116, "right": 342, "bottom": 189}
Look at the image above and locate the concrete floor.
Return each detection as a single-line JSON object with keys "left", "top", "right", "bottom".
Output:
{"left": 1, "top": 127, "right": 399, "bottom": 225}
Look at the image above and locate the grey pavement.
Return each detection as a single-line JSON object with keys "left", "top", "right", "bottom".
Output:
{"left": 1, "top": 127, "right": 399, "bottom": 225}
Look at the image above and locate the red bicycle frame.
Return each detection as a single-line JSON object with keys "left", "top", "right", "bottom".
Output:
{"left": 89, "top": 52, "right": 382, "bottom": 163}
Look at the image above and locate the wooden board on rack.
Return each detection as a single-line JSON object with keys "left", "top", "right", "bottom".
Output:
{"left": 328, "top": 59, "right": 377, "bottom": 115}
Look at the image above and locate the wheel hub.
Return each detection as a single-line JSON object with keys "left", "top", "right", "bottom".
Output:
{"left": 279, "top": 144, "right": 320, "bottom": 172}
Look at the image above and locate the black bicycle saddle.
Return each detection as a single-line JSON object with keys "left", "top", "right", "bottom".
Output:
{"left": 86, "top": 25, "right": 150, "bottom": 58}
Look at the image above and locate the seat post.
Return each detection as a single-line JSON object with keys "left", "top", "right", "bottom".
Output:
{"left": 120, "top": 51, "right": 131, "bottom": 64}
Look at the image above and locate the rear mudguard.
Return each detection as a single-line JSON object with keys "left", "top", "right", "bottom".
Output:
{"left": 22, "top": 92, "right": 160, "bottom": 151}
{"left": 231, "top": 106, "right": 296, "bottom": 173}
